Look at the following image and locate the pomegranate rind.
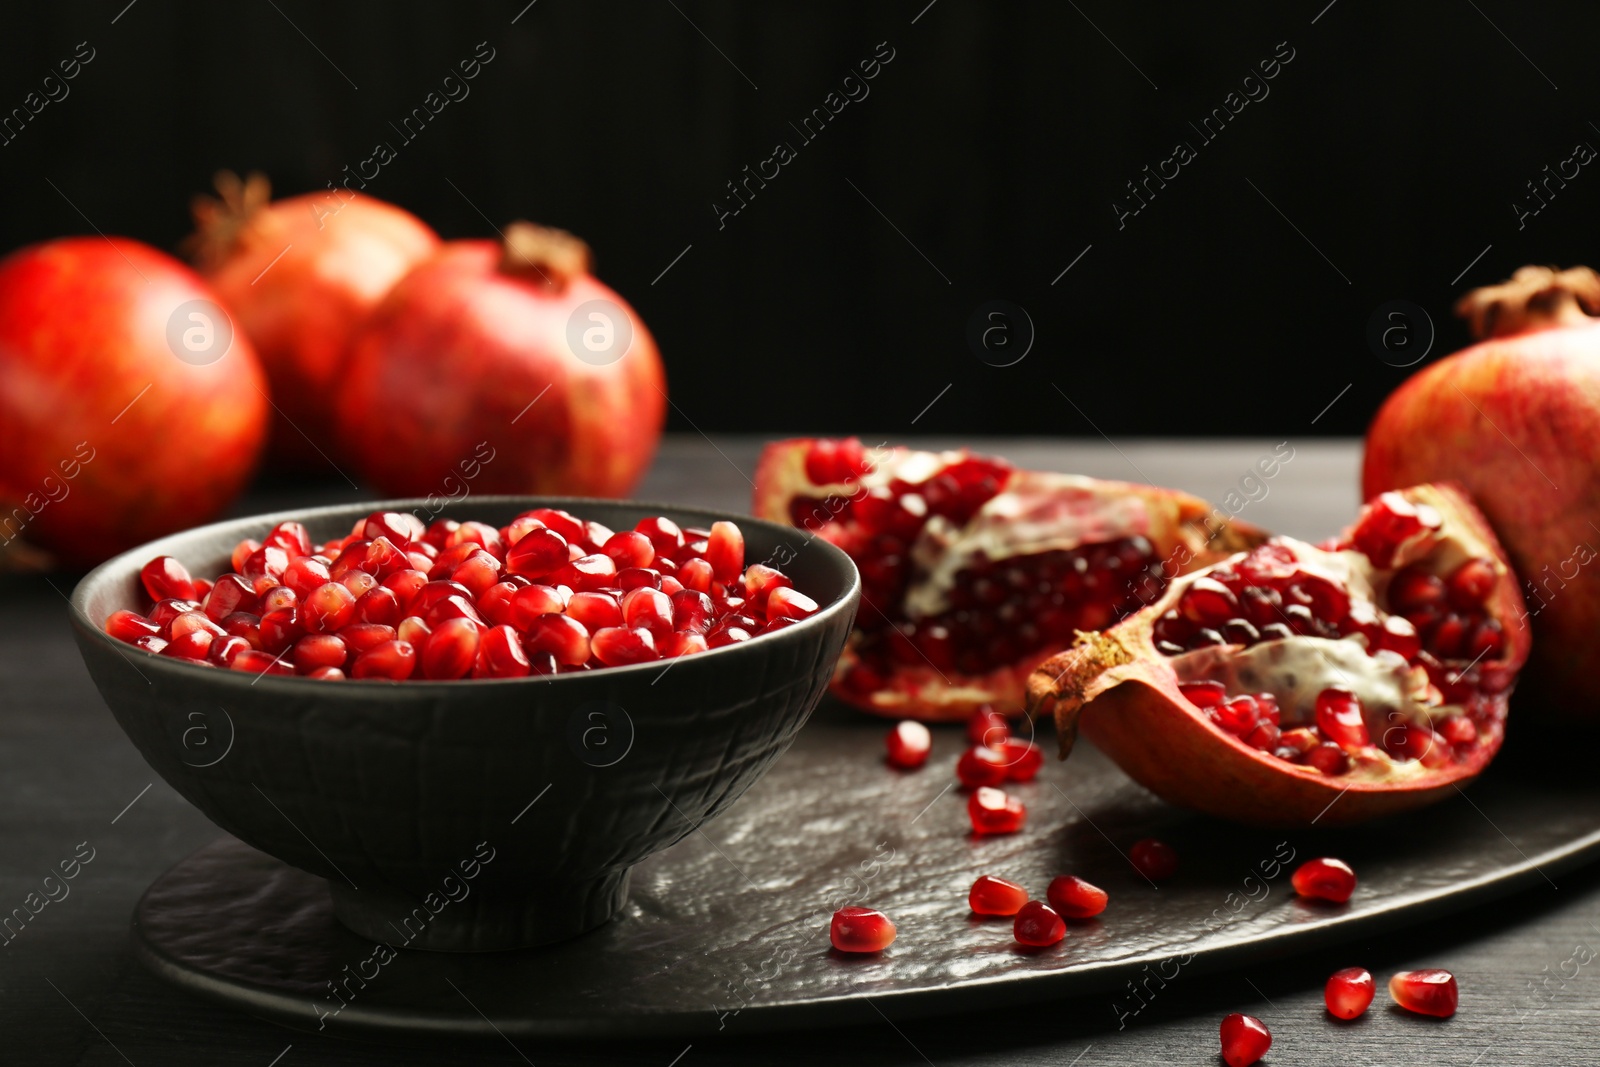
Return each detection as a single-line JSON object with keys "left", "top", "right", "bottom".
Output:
{"left": 753, "top": 438, "right": 1266, "bottom": 720}
{"left": 1027, "top": 484, "right": 1528, "bottom": 827}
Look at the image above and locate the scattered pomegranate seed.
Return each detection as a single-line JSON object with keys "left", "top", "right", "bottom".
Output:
{"left": 830, "top": 906, "right": 896, "bottom": 953}
{"left": 885, "top": 720, "right": 932, "bottom": 769}
{"left": 1324, "top": 966, "right": 1375, "bottom": 1019}
{"left": 968, "top": 875, "right": 1029, "bottom": 916}
{"left": 1219, "top": 1013, "right": 1271, "bottom": 1067}
{"left": 968, "top": 787, "right": 1025, "bottom": 834}
{"left": 1012, "top": 900, "right": 1066, "bottom": 947}
{"left": 1315, "top": 689, "right": 1371, "bottom": 750}
{"left": 1128, "top": 838, "right": 1179, "bottom": 881}
{"left": 1292, "top": 857, "right": 1357, "bottom": 903}
{"left": 956, "top": 745, "right": 1010, "bottom": 789}
{"left": 1388, "top": 969, "right": 1458, "bottom": 1017}
{"left": 966, "top": 705, "right": 1011, "bottom": 748}
{"left": 1046, "top": 874, "right": 1108, "bottom": 919}
{"left": 998, "top": 739, "right": 1043, "bottom": 781}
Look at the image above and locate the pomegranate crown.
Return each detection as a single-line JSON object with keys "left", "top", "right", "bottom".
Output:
{"left": 499, "top": 221, "right": 592, "bottom": 292}
{"left": 183, "top": 170, "right": 273, "bottom": 271}
{"left": 1456, "top": 264, "right": 1600, "bottom": 339}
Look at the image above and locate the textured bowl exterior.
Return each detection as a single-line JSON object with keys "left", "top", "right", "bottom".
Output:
{"left": 70, "top": 497, "right": 858, "bottom": 949}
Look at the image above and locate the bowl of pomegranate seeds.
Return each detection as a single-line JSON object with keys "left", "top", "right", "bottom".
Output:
{"left": 69, "top": 498, "right": 858, "bottom": 950}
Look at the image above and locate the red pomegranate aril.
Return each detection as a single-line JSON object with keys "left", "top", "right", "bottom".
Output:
{"left": 1129, "top": 838, "right": 1179, "bottom": 881}
{"left": 966, "top": 706, "right": 1011, "bottom": 748}
{"left": 1180, "top": 577, "right": 1240, "bottom": 626}
{"left": 1244, "top": 721, "right": 1281, "bottom": 751}
{"left": 1325, "top": 966, "right": 1375, "bottom": 1019}
{"left": 1388, "top": 564, "right": 1445, "bottom": 614}
{"left": 805, "top": 436, "right": 870, "bottom": 484}
{"left": 1348, "top": 491, "right": 1441, "bottom": 568}
{"left": 220, "top": 611, "right": 261, "bottom": 644}
{"left": 263, "top": 521, "right": 312, "bottom": 557}
{"left": 508, "top": 584, "right": 568, "bottom": 628}
{"left": 678, "top": 558, "right": 714, "bottom": 594}
{"left": 998, "top": 739, "right": 1043, "bottom": 781}
{"left": 885, "top": 720, "right": 932, "bottom": 769}
{"left": 230, "top": 539, "right": 260, "bottom": 573}
{"left": 633, "top": 515, "right": 685, "bottom": 557}
{"left": 140, "top": 556, "right": 201, "bottom": 602}
{"left": 706, "top": 624, "right": 754, "bottom": 648}
{"left": 1447, "top": 558, "right": 1497, "bottom": 609}
{"left": 105, "top": 610, "right": 160, "bottom": 642}
{"left": 425, "top": 594, "right": 484, "bottom": 630}
{"left": 1212, "top": 695, "right": 1259, "bottom": 736}
{"left": 161, "top": 630, "right": 214, "bottom": 659}
{"left": 1292, "top": 857, "right": 1357, "bottom": 903}
{"left": 968, "top": 874, "right": 1029, "bottom": 916}
{"left": 829, "top": 906, "right": 896, "bottom": 953}
{"left": 660, "top": 631, "right": 709, "bottom": 657}
{"left": 1178, "top": 680, "right": 1227, "bottom": 708}
{"left": 382, "top": 568, "right": 429, "bottom": 607}
{"left": 337, "top": 622, "right": 396, "bottom": 656}
{"left": 601, "top": 530, "right": 654, "bottom": 570}
{"left": 421, "top": 618, "right": 481, "bottom": 680}
{"left": 1219, "top": 1013, "right": 1271, "bottom": 1067}
{"left": 622, "top": 587, "right": 674, "bottom": 638}
{"left": 301, "top": 581, "right": 357, "bottom": 633}
{"left": 1388, "top": 969, "right": 1458, "bottom": 1017}
{"left": 1301, "top": 742, "right": 1351, "bottom": 775}
{"left": 506, "top": 527, "right": 569, "bottom": 577}
{"left": 670, "top": 589, "right": 715, "bottom": 634}
{"left": 283, "top": 555, "right": 332, "bottom": 597}
{"left": 475, "top": 625, "right": 531, "bottom": 678}
{"left": 704, "top": 521, "right": 744, "bottom": 583}
{"left": 447, "top": 520, "right": 504, "bottom": 557}
{"left": 397, "top": 615, "right": 431, "bottom": 646}
{"left": 231, "top": 649, "right": 291, "bottom": 675}
{"left": 305, "top": 665, "right": 345, "bottom": 681}
{"left": 351, "top": 639, "right": 417, "bottom": 680}
{"left": 564, "top": 590, "right": 622, "bottom": 631}
{"left": 1439, "top": 715, "right": 1477, "bottom": 745}
{"left": 207, "top": 634, "right": 251, "bottom": 667}
{"left": 449, "top": 550, "right": 502, "bottom": 596}
{"left": 1465, "top": 618, "right": 1504, "bottom": 660}
{"left": 766, "top": 586, "right": 819, "bottom": 622}
{"left": 1046, "top": 874, "right": 1108, "bottom": 919}
{"left": 242, "top": 545, "right": 290, "bottom": 594}
{"left": 170, "top": 611, "right": 224, "bottom": 641}
{"left": 1012, "top": 900, "right": 1066, "bottom": 947}
{"left": 741, "top": 563, "right": 792, "bottom": 610}
{"left": 149, "top": 598, "right": 199, "bottom": 631}
{"left": 1315, "top": 688, "right": 1371, "bottom": 750}
{"left": 363, "top": 511, "right": 420, "bottom": 545}
{"left": 551, "top": 553, "right": 618, "bottom": 592}
{"left": 617, "top": 567, "right": 662, "bottom": 592}
{"left": 968, "top": 786, "right": 1026, "bottom": 834}
{"left": 591, "top": 626, "right": 659, "bottom": 666}
{"left": 259, "top": 608, "right": 303, "bottom": 654}
{"left": 956, "top": 745, "right": 1010, "bottom": 789}
{"left": 293, "top": 634, "right": 347, "bottom": 673}
{"left": 202, "top": 574, "right": 259, "bottom": 621}
{"left": 526, "top": 613, "right": 591, "bottom": 666}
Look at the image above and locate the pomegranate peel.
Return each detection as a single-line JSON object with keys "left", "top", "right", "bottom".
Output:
{"left": 753, "top": 437, "right": 1267, "bottom": 720}
{"left": 1027, "top": 484, "right": 1529, "bottom": 826}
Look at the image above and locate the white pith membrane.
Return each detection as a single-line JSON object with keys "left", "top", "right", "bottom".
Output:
{"left": 1161, "top": 525, "right": 1499, "bottom": 782}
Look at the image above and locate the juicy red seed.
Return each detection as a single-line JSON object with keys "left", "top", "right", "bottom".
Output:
{"left": 1315, "top": 688, "right": 1371, "bottom": 750}
{"left": 447, "top": 520, "right": 504, "bottom": 557}
{"left": 1347, "top": 491, "right": 1441, "bottom": 567}
{"left": 1178, "top": 680, "right": 1227, "bottom": 708}
{"left": 161, "top": 630, "right": 214, "bottom": 660}
{"left": 617, "top": 567, "right": 662, "bottom": 591}
{"left": 242, "top": 546, "right": 289, "bottom": 593}
{"left": 1388, "top": 564, "right": 1445, "bottom": 613}
{"left": 207, "top": 635, "right": 251, "bottom": 667}
{"left": 622, "top": 587, "right": 674, "bottom": 638}
{"left": 998, "top": 739, "right": 1043, "bottom": 781}
{"left": 1128, "top": 838, "right": 1179, "bottom": 881}
{"left": 1388, "top": 969, "right": 1458, "bottom": 1017}
{"left": 1219, "top": 1013, "right": 1272, "bottom": 1067}
{"left": 1292, "top": 857, "right": 1357, "bottom": 903}
{"left": 1301, "top": 742, "right": 1351, "bottom": 775}
{"left": 1439, "top": 715, "right": 1477, "bottom": 745}
{"left": 263, "top": 520, "right": 312, "bottom": 557}
{"left": 363, "top": 510, "right": 420, "bottom": 545}
{"left": 283, "top": 555, "right": 332, "bottom": 597}
{"left": 1211, "top": 695, "right": 1259, "bottom": 736}
{"left": 202, "top": 574, "right": 259, "bottom": 621}
{"left": 351, "top": 639, "right": 417, "bottom": 680}
{"left": 602, "top": 530, "right": 655, "bottom": 570}
{"left": 670, "top": 589, "right": 715, "bottom": 633}
{"left": 305, "top": 666, "right": 345, "bottom": 681}
{"left": 1383, "top": 722, "right": 1446, "bottom": 763}
{"left": 829, "top": 906, "right": 896, "bottom": 953}
{"left": 634, "top": 515, "right": 686, "bottom": 557}
{"left": 551, "top": 553, "right": 618, "bottom": 592}
{"left": 969, "top": 875, "right": 1029, "bottom": 916}
{"left": 966, "top": 706, "right": 1011, "bottom": 748}
{"left": 566, "top": 591, "right": 624, "bottom": 631}
{"left": 421, "top": 618, "right": 481, "bottom": 680}
{"left": 476, "top": 625, "right": 531, "bottom": 678}
{"left": 766, "top": 586, "right": 820, "bottom": 621}
{"left": 706, "top": 624, "right": 754, "bottom": 648}
{"left": 525, "top": 613, "right": 591, "bottom": 666}
{"left": 1325, "top": 966, "right": 1375, "bottom": 1019}
{"left": 660, "top": 631, "right": 709, "bottom": 657}
{"left": 705, "top": 521, "right": 745, "bottom": 584}
{"left": 1375, "top": 614, "right": 1422, "bottom": 659}
{"left": 1447, "top": 557, "right": 1497, "bottom": 609}
{"left": 105, "top": 610, "right": 160, "bottom": 642}
{"left": 741, "top": 564, "right": 792, "bottom": 610}
{"left": 425, "top": 594, "right": 483, "bottom": 629}
{"left": 1012, "top": 900, "right": 1066, "bottom": 947}
{"left": 885, "top": 720, "right": 931, "bottom": 769}
{"left": 1244, "top": 721, "right": 1281, "bottom": 751}
{"left": 338, "top": 622, "right": 397, "bottom": 655}
{"left": 956, "top": 746, "right": 1010, "bottom": 789}
{"left": 450, "top": 550, "right": 503, "bottom": 596}
{"left": 805, "top": 437, "right": 870, "bottom": 485}
{"left": 293, "top": 634, "right": 348, "bottom": 673}
{"left": 300, "top": 581, "right": 357, "bottom": 634}
{"left": 231, "top": 649, "right": 291, "bottom": 675}
{"left": 397, "top": 615, "right": 431, "bottom": 647}
{"left": 505, "top": 527, "right": 569, "bottom": 577}
{"left": 231, "top": 539, "right": 260, "bottom": 573}
{"left": 382, "top": 568, "right": 429, "bottom": 608}
{"left": 259, "top": 608, "right": 303, "bottom": 654}
{"left": 1046, "top": 874, "right": 1108, "bottom": 919}
{"left": 590, "top": 626, "right": 659, "bottom": 666}
{"left": 1465, "top": 618, "right": 1504, "bottom": 660}
{"left": 967, "top": 787, "right": 1025, "bottom": 834}
{"left": 1179, "top": 577, "right": 1240, "bottom": 626}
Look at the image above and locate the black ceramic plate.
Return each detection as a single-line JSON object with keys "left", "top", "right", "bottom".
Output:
{"left": 132, "top": 698, "right": 1600, "bottom": 1040}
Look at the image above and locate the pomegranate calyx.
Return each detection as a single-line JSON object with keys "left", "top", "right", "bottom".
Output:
{"left": 1027, "top": 628, "right": 1139, "bottom": 758}
{"left": 499, "top": 220, "right": 592, "bottom": 291}
{"left": 184, "top": 170, "right": 273, "bottom": 271}
{"left": 1456, "top": 264, "right": 1600, "bottom": 339}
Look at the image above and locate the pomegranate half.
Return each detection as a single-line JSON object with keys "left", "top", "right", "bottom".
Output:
{"left": 753, "top": 438, "right": 1266, "bottom": 719}
{"left": 1365, "top": 265, "right": 1600, "bottom": 717}
{"left": 1027, "top": 485, "right": 1529, "bottom": 826}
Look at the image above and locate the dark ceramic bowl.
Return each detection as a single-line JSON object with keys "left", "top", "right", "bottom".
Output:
{"left": 70, "top": 497, "right": 858, "bottom": 951}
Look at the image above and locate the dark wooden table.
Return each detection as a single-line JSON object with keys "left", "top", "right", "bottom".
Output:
{"left": 6, "top": 436, "right": 1597, "bottom": 1065}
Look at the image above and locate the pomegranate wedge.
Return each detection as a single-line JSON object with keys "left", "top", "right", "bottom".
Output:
{"left": 1027, "top": 485, "right": 1529, "bottom": 826}
{"left": 753, "top": 437, "right": 1265, "bottom": 719}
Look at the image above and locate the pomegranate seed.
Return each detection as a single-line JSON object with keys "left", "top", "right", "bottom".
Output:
{"left": 829, "top": 906, "right": 896, "bottom": 953}
{"left": 351, "top": 639, "right": 417, "bottom": 680}
{"left": 706, "top": 623, "right": 754, "bottom": 648}
{"left": 1465, "top": 618, "right": 1504, "bottom": 660}
{"left": 966, "top": 706, "right": 1011, "bottom": 748}
{"left": 258, "top": 607, "right": 303, "bottom": 654}
{"left": 423, "top": 519, "right": 459, "bottom": 548}
{"left": 447, "top": 520, "right": 504, "bottom": 557}
{"left": 1180, "top": 577, "right": 1240, "bottom": 626}
{"left": 382, "top": 568, "right": 429, "bottom": 608}
{"left": 1128, "top": 838, "right": 1179, "bottom": 881}
{"left": 618, "top": 567, "right": 662, "bottom": 591}
{"left": 969, "top": 874, "right": 1028, "bottom": 916}
{"left": 1375, "top": 614, "right": 1421, "bottom": 659}
{"left": 1046, "top": 874, "right": 1108, "bottom": 918}
{"left": 421, "top": 618, "right": 482, "bottom": 680}
{"left": 602, "top": 530, "right": 655, "bottom": 570}
{"left": 1388, "top": 564, "right": 1445, "bottom": 613}
{"left": 1012, "top": 900, "right": 1066, "bottom": 947}
{"left": 591, "top": 626, "right": 659, "bottom": 666}
{"left": 131, "top": 634, "right": 168, "bottom": 654}
{"left": 566, "top": 590, "right": 623, "bottom": 631}
{"left": 161, "top": 630, "right": 214, "bottom": 659}
{"left": 450, "top": 550, "right": 503, "bottom": 596}
{"left": 231, "top": 539, "right": 261, "bottom": 573}
{"left": 1292, "top": 857, "right": 1357, "bottom": 903}
{"left": 1301, "top": 741, "right": 1351, "bottom": 775}
{"left": 263, "top": 521, "right": 312, "bottom": 557}
{"left": 220, "top": 611, "right": 261, "bottom": 646}
{"left": 621, "top": 587, "right": 674, "bottom": 638}
{"left": 105, "top": 610, "right": 160, "bottom": 642}
{"left": 551, "top": 552, "right": 618, "bottom": 592}
{"left": 283, "top": 555, "right": 332, "bottom": 597}
{"left": 476, "top": 625, "right": 531, "bottom": 678}
{"left": 293, "top": 633, "right": 348, "bottom": 674}
{"left": 998, "top": 739, "right": 1043, "bottom": 781}
{"left": 207, "top": 634, "right": 251, "bottom": 667}
{"left": 967, "top": 787, "right": 1025, "bottom": 834}
{"left": 1244, "top": 721, "right": 1281, "bottom": 751}
{"left": 670, "top": 589, "right": 715, "bottom": 634}
{"left": 301, "top": 581, "right": 357, "bottom": 634}
{"left": 741, "top": 564, "right": 793, "bottom": 610}
{"left": 397, "top": 615, "right": 431, "bottom": 647}
{"left": 1439, "top": 715, "right": 1477, "bottom": 745}
{"left": 242, "top": 546, "right": 289, "bottom": 593}
{"left": 363, "top": 510, "right": 421, "bottom": 545}
{"left": 1348, "top": 491, "right": 1441, "bottom": 567}
{"left": 1447, "top": 558, "right": 1497, "bottom": 609}
{"left": 805, "top": 437, "right": 870, "bottom": 484}
{"left": 634, "top": 515, "right": 686, "bottom": 557}
{"left": 506, "top": 527, "right": 568, "bottom": 577}
{"left": 425, "top": 594, "right": 483, "bottom": 629}
{"left": 956, "top": 746, "right": 1009, "bottom": 789}
{"left": 766, "top": 586, "right": 819, "bottom": 621}
{"left": 202, "top": 573, "right": 259, "bottom": 621}
{"left": 1324, "top": 966, "right": 1375, "bottom": 1019}
{"left": 704, "top": 521, "right": 745, "bottom": 583}
{"left": 660, "top": 631, "right": 709, "bottom": 657}
{"left": 885, "top": 720, "right": 932, "bottom": 769}
{"left": 678, "top": 558, "right": 714, "bottom": 593}
{"left": 231, "top": 649, "right": 292, "bottom": 675}
{"left": 1314, "top": 688, "right": 1371, "bottom": 750}
{"left": 1178, "top": 680, "right": 1226, "bottom": 708}
{"left": 338, "top": 622, "right": 396, "bottom": 655}
{"left": 509, "top": 583, "right": 568, "bottom": 626}
{"left": 1388, "top": 968, "right": 1458, "bottom": 1017}
{"left": 1219, "top": 1013, "right": 1271, "bottom": 1067}
{"left": 1212, "top": 695, "right": 1260, "bottom": 736}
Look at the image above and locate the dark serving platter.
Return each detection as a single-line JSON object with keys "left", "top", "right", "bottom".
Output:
{"left": 131, "top": 696, "right": 1600, "bottom": 1040}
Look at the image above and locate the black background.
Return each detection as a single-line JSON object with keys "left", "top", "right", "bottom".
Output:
{"left": 6, "top": 0, "right": 1600, "bottom": 438}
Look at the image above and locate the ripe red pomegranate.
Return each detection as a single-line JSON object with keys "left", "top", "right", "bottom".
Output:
{"left": 753, "top": 438, "right": 1266, "bottom": 720}
{"left": 0, "top": 237, "right": 268, "bottom": 567}
{"left": 335, "top": 222, "right": 665, "bottom": 499}
{"left": 1365, "top": 266, "right": 1600, "bottom": 717}
{"left": 186, "top": 172, "right": 439, "bottom": 464}
{"left": 1028, "top": 485, "right": 1529, "bottom": 826}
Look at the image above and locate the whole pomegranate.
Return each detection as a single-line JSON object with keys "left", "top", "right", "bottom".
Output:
{"left": 754, "top": 438, "right": 1266, "bottom": 719}
{"left": 186, "top": 172, "right": 439, "bottom": 465}
{"left": 335, "top": 222, "right": 665, "bottom": 499}
{"left": 1364, "top": 265, "right": 1600, "bottom": 716}
{"left": 0, "top": 237, "right": 268, "bottom": 567}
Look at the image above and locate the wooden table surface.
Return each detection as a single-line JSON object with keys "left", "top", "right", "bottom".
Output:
{"left": 5, "top": 436, "right": 1597, "bottom": 1066}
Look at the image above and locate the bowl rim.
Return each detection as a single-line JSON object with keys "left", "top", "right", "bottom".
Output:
{"left": 69, "top": 494, "right": 860, "bottom": 691}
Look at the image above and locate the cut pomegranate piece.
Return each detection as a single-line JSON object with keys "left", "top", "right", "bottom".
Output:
{"left": 1388, "top": 968, "right": 1458, "bottom": 1017}
{"left": 1028, "top": 484, "right": 1530, "bottom": 826}
{"left": 1292, "top": 857, "right": 1357, "bottom": 903}
{"left": 968, "top": 875, "right": 1028, "bottom": 916}
{"left": 1325, "top": 966, "right": 1375, "bottom": 1019}
{"left": 1128, "top": 838, "right": 1179, "bottom": 882}
{"left": 829, "top": 906, "right": 896, "bottom": 953}
{"left": 885, "top": 720, "right": 932, "bottom": 769}
{"left": 754, "top": 438, "right": 1266, "bottom": 720}
{"left": 1046, "top": 874, "right": 1107, "bottom": 918}
{"left": 967, "top": 786, "right": 1025, "bottom": 834}
{"left": 1219, "top": 1013, "right": 1271, "bottom": 1067}
{"left": 1011, "top": 900, "right": 1066, "bottom": 947}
